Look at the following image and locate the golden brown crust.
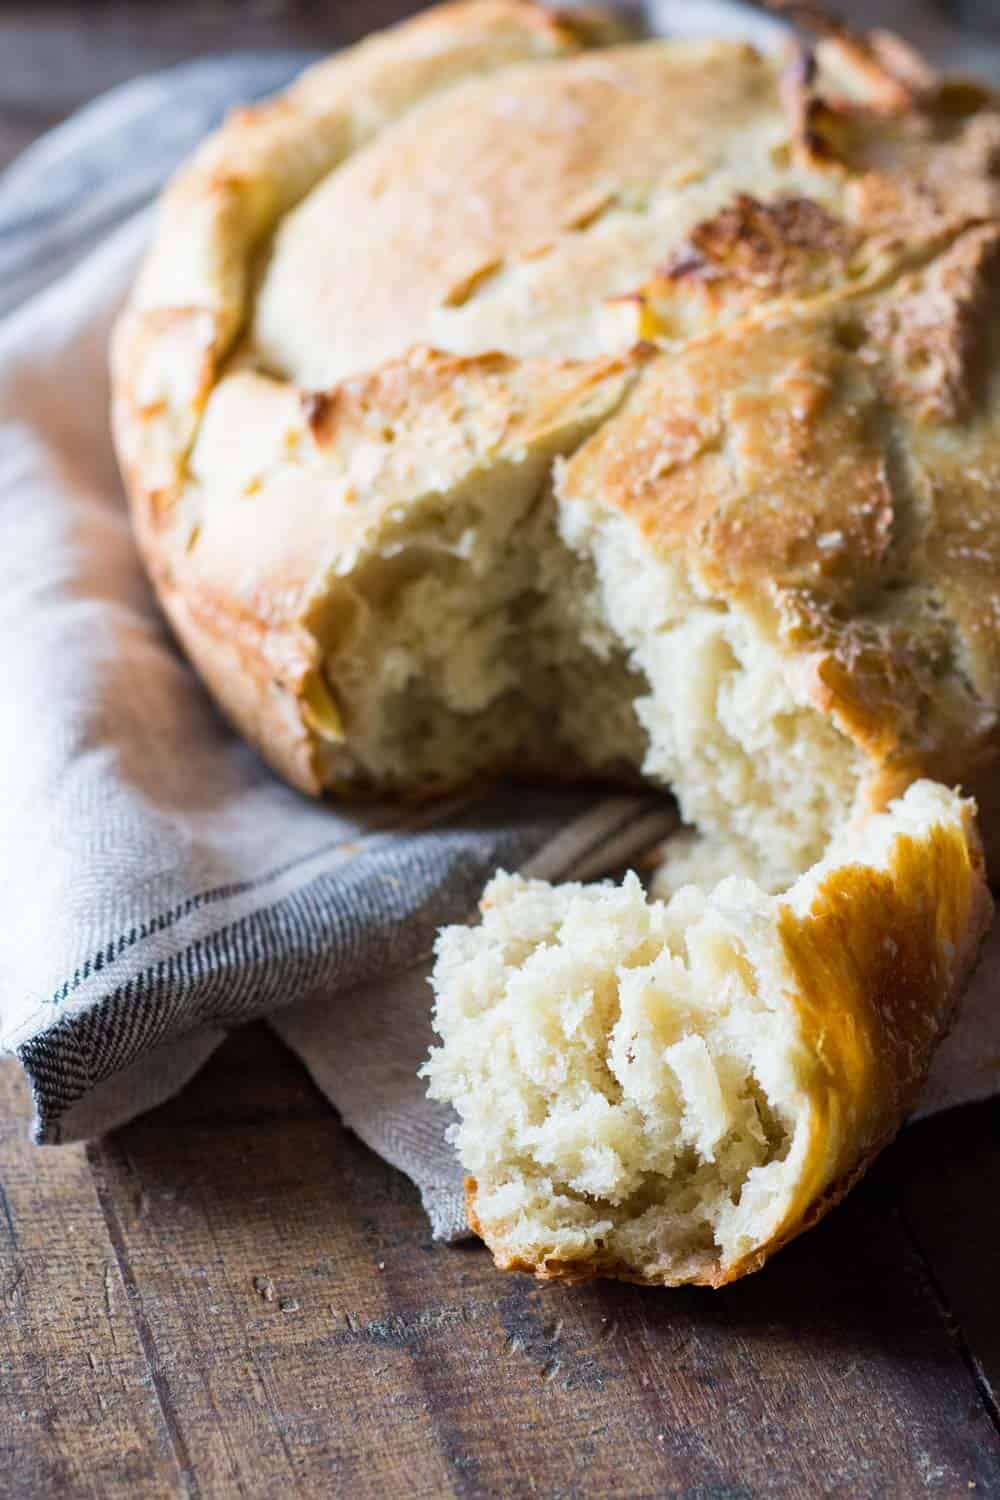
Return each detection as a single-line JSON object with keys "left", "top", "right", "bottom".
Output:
{"left": 113, "top": 2, "right": 1000, "bottom": 845}
{"left": 769, "top": 809, "right": 993, "bottom": 1239}
{"left": 663, "top": 192, "right": 857, "bottom": 292}
{"left": 774, "top": 7, "right": 934, "bottom": 121}
{"left": 122, "top": 344, "right": 646, "bottom": 794}
{"left": 111, "top": 1, "right": 606, "bottom": 528}
{"left": 465, "top": 797, "right": 993, "bottom": 1288}
{"left": 246, "top": 35, "right": 783, "bottom": 388}
{"left": 559, "top": 223, "right": 1000, "bottom": 833}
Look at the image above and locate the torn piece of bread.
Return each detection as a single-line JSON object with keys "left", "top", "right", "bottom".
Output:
{"left": 423, "top": 782, "right": 992, "bottom": 1287}
{"left": 112, "top": 2, "right": 1000, "bottom": 881}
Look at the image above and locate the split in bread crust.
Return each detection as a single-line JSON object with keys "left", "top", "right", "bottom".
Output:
{"left": 423, "top": 782, "right": 992, "bottom": 1287}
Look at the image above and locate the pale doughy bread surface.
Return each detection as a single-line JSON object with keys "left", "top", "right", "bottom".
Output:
{"left": 423, "top": 782, "right": 992, "bottom": 1287}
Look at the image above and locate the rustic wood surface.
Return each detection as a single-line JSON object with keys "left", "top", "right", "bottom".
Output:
{"left": 2, "top": 1024, "right": 1000, "bottom": 1498}
{"left": 2, "top": 3, "right": 1000, "bottom": 1496}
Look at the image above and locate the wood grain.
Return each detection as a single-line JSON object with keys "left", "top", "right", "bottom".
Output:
{"left": 75, "top": 1026, "right": 1000, "bottom": 1500}
{"left": 895, "top": 1102, "right": 1000, "bottom": 1429}
{"left": 0, "top": 1060, "right": 182, "bottom": 1497}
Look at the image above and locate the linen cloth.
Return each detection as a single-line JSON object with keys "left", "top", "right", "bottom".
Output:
{"left": 1, "top": 3, "right": 998, "bottom": 1242}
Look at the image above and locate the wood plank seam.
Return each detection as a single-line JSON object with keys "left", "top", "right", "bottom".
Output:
{"left": 86, "top": 1141, "right": 202, "bottom": 1500}
{"left": 895, "top": 1200, "right": 1000, "bottom": 1439}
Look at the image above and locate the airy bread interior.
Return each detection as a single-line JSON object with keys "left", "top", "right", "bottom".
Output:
{"left": 312, "top": 467, "right": 862, "bottom": 887}
{"left": 421, "top": 781, "right": 972, "bottom": 1285}
{"left": 309, "top": 484, "right": 647, "bottom": 793}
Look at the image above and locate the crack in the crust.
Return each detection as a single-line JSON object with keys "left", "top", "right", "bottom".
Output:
{"left": 244, "top": 210, "right": 999, "bottom": 404}
{"left": 880, "top": 413, "right": 928, "bottom": 579}
{"left": 440, "top": 190, "right": 630, "bottom": 311}
{"left": 644, "top": 215, "right": 1000, "bottom": 374}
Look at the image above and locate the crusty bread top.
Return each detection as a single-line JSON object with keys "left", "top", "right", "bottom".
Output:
{"left": 111, "top": 1, "right": 1000, "bottom": 802}
{"left": 558, "top": 223, "right": 1000, "bottom": 800}
{"left": 251, "top": 27, "right": 1000, "bottom": 385}
{"left": 252, "top": 38, "right": 793, "bottom": 384}
{"left": 113, "top": 3, "right": 607, "bottom": 514}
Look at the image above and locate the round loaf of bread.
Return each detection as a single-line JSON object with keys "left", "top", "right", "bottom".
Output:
{"left": 112, "top": 1, "right": 1000, "bottom": 888}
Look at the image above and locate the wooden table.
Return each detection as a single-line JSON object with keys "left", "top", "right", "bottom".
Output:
{"left": 2, "top": 5, "right": 999, "bottom": 1495}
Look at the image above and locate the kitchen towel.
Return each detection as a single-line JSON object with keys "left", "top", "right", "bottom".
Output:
{"left": 1, "top": 2, "right": 998, "bottom": 1242}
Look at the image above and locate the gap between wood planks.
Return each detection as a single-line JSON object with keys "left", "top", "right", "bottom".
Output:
{"left": 87, "top": 1142, "right": 202, "bottom": 1500}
